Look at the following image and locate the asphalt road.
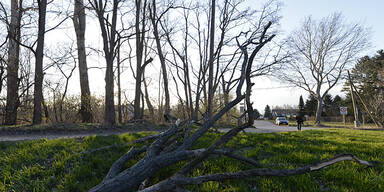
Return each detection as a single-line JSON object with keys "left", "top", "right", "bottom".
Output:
{"left": 221, "top": 120, "right": 320, "bottom": 133}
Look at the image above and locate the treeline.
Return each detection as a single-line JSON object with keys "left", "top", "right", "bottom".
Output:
{"left": 0, "top": 0, "right": 284, "bottom": 126}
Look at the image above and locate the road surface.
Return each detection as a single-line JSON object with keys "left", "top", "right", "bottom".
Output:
{"left": 221, "top": 120, "right": 320, "bottom": 133}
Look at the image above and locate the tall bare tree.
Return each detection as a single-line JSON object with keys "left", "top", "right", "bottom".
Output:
{"left": 73, "top": 0, "right": 92, "bottom": 122}
{"left": 89, "top": 0, "right": 120, "bottom": 126}
{"left": 5, "top": 0, "right": 22, "bottom": 125}
{"left": 32, "top": 0, "right": 48, "bottom": 124}
{"left": 116, "top": 39, "right": 123, "bottom": 124}
{"left": 280, "top": 13, "right": 369, "bottom": 125}
{"left": 206, "top": 0, "right": 215, "bottom": 119}
{"left": 133, "top": 0, "right": 153, "bottom": 120}
{"left": 162, "top": 7, "right": 194, "bottom": 119}
{"left": 148, "top": 0, "right": 170, "bottom": 114}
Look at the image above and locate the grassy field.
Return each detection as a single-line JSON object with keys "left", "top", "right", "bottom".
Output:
{"left": 302, "top": 121, "right": 378, "bottom": 129}
{"left": 0, "top": 122, "right": 167, "bottom": 133}
{"left": 1, "top": 128, "right": 383, "bottom": 191}
{"left": 268, "top": 119, "right": 378, "bottom": 129}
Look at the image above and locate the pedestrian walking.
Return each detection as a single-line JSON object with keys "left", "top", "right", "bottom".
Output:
{"left": 296, "top": 115, "right": 304, "bottom": 131}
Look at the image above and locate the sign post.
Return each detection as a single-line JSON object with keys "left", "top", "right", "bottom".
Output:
{"left": 340, "top": 107, "right": 348, "bottom": 125}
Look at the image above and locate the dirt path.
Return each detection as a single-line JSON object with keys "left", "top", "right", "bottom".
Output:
{"left": 0, "top": 120, "right": 323, "bottom": 142}
{"left": 0, "top": 129, "right": 137, "bottom": 142}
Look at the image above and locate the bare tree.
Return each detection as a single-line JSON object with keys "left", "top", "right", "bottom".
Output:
{"left": 206, "top": 0, "right": 215, "bottom": 119}
{"left": 162, "top": 6, "right": 194, "bottom": 119}
{"left": 161, "top": 0, "right": 281, "bottom": 122}
{"left": 143, "top": 71, "right": 155, "bottom": 118}
{"left": 46, "top": 45, "right": 77, "bottom": 122}
{"left": 133, "top": 0, "right": 145, "bottom": 120}
{"left": 89, "top": 0, "right": 120, "bottom": 126}
{"left": 133, "top": 0, "right": 153, "bottom": 120}
{"left": 116, "top": 39, "right": 123, "bottom": 123}
{"left": 190, "top": 5, "right": 208, "bottom": 122}
{"left": 4, "top": 0, "right": 22, "bottom": 125}
{"left": 16, "top": 50, "right": 34, "bottom": 123}
{"left": 280, "top": 13, "right": 369, "bottom": 125}
{"left": 73, "top": 0, "right": 92, "bottom": 122}
{"left": 148, "top": 0, "right": 170, "bottom": 114}
{"left": 32, "top": 0, "right": 48, "bottom": 124}
{"left": 1, "top": 0, "right": 69, "bottom": 124}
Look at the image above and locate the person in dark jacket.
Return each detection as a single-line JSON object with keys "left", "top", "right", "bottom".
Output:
{"left": 296, "top": 115, "right": 304, "bottom": 131}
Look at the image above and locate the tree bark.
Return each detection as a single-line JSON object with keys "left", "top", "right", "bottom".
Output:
{"left": 314, "top": 97, "right": 323, "bottom": 125}
{"left": 192, "top": 15, "right": 206, "bottom": 122}
{"left": 143, "top": 73, "right": 154, "bottom": 118}
{"left": 73, "top": 0, "right": 92, "bottom": 123}
{"left": 117, "top": 39, "right": 122, "bottom": 124}
{"left": 32, "top": 0, "right": 48, "bottom": 125}
{"left": 133, "top": 0, "right": 146, "bottom": 120}
{"left": 207, "top": 0, "right": 216, "bottom": 119}
{"left": 5, "top": 0, "right": 22, "bottom": 125}
{"left": 91, "top": 0, "right": 119, "bottom": 127}
{"left": 103, "top": 20, "right": 116, "bottom": 127}
{"left": 148, "top": 0, "right": 170, "bottom": 114}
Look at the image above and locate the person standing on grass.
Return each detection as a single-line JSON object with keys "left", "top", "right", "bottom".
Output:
{"left": 296, "top": 115, "right": 304, "bottom": 131}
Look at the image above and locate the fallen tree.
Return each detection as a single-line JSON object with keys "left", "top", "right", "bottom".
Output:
{"left": 88, "top": 22, "right": 373, "bottom": 192}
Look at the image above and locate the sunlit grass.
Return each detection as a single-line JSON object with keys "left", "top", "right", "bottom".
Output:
{"left": 303, "top": 120, "right": 377, "bottom": 128}
{"left": 0, "top": 128, "right": 383, "bottom": 191}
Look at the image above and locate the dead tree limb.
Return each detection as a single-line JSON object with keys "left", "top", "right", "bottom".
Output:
{"left": 88, "top": 20, "right": 372, "bottom": 192}
{"left": 104, "top": 146, "right": 148, "bottom": 181}
{"left": 139, "top": 154, "right": 372, "bottom": 192}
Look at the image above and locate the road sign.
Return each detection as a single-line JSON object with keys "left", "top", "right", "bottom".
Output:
{"left": 340, "top": 107, "right": 348, "bottom": 115}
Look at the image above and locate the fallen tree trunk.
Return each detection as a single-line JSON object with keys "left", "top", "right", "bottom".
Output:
{"left": 88, "top": 21, "right": 373, "bottom": 192}
{"left": 138, "top": 154, "right": 372, "bottom": 192}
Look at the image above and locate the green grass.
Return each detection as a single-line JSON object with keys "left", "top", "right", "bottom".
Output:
{"left": 267, "top": 119, "right": 377, "bottom": 128}
{"left": 0, "top": 122, "right": 168, "bottom": 133}
{"left": 1, "top": 129, "right": 383, "bottom": 191}
{"left": 0, "top": 123, "right": 102, "bottom": 132}
{"left": 302, "top": 121, "right": 378, "bottom": 128}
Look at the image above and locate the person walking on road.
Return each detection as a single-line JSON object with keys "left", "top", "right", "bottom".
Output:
{"left": 296, "top": 115, "right": 304, "bottom": 131}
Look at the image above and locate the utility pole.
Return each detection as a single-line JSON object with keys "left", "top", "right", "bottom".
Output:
{"left": 350, "top": 74, "right": 381, "bottom": 128}
{"left": 348, "top": 71, "right": 360, "bottom": 128}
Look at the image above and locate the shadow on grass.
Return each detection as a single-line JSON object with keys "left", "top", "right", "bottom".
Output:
{"left": 1, "top": 129, "right": 384, "bottom": 191}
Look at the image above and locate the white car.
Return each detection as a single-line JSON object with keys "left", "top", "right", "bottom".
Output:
{"left": 275, "top": 116, "right": 289, "bottom": 125}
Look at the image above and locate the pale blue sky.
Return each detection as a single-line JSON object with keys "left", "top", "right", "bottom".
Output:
{"left": 44, "top": 0, "right": 383, "bottom": 114}
{"left": 280, "top": 0, "right": 383, "bottom": 51}
{"left": 253, "top": 0, "right": 383, "bottom": 113}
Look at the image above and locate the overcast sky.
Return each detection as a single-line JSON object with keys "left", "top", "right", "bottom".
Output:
{"left": 41, "top": 0, "right": 384, "bottom": 114}
{"left": 252, "top": 0, "right": 384, "bottom": 113}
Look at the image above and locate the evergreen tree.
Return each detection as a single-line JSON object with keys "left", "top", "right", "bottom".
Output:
{"left": 322, "top": 94, "right": 333, "bottom": 116}
{"left": 347, "top": 50, "right": 384, "bottom": 126}
{"left": 304, "top": 95, "right": 317, "bottom": 116}
{"left": 254, "top": 109, "right": 261, "bottom": 119}
{"left": 331, "top": 95, "right": 343, "bottom": 116}
{"left": 264, "top": 105, "right": 272, "bottom": 120}
{"left": 298, "top": 95, "right": 305, "bottom": 117}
